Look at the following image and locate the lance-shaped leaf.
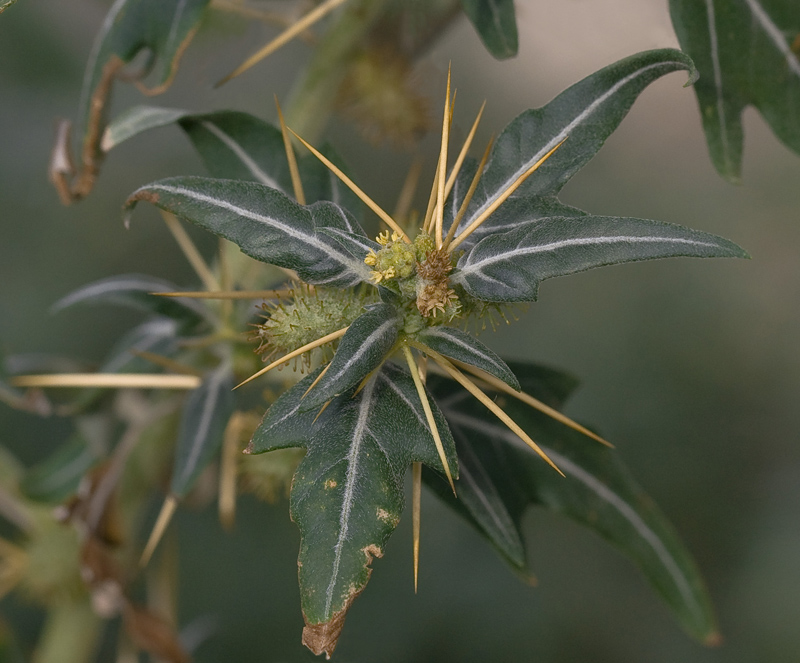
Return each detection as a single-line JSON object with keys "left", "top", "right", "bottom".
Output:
{"left": 453, "top": 215, "right": 748, "bottom": 302}
{"left": 125, "top": 177, "right": 372, "bottom": 287}
{"left": 428, "top": 365, "right": 718, "bottom": 643}
{"left": 103, "top": 106, "right": 364, "bottom": 212}
{"left": 425, "top": 361, "right": 577, "bottom": 569}
{"left": 415, "top": 325, "right": 520, "bottom": 391}
{"left": 254, "top": 364, "right": 456, "bottom": 657}
{"left": 670, "top": 0, "right": 800, "bottom": 182}
{"left": 101, "top": 319, "right": 180, "bottom": 375}
{"left": 460, "top": 0, "right": 518, "bottom": 59}
{"left": 53, "top": 0, "right": 210, "bottom": 203}
{"left": 77, "top": 0, "right": 209, "bottom": 137}
{"left": 52, "top": 274, "right": 209, "bottom": 331}
{"left": 442, "top": 158, "right": 587, "bottom": 241}
{"left": 249, "top": 369, "right": 327, "bottom": 454}
{"left": 320, "top": 227, "right": 381, "bottom": 261}
{"left": 169, "top": 362, "right": 235, "bottom": 498}
{"left": 451, "top": 49, "right": 697, "bottom": 249}
{"left": 301, "top": 304, "right": 402, "bottom": 410}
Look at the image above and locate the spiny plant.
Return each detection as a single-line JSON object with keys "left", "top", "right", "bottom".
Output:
{"left": 115, "top": 56, "right": 747, "bottom": 654}
{"left": 6, "top": 0, "right": 795, "bottom": 660}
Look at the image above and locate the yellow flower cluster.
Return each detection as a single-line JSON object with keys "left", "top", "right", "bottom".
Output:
{"left": 364, "top": 230, "right": 416, "bottom": 283}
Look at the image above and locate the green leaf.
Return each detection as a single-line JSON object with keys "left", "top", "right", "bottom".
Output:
{"left": 100, "top": 319, "right": 180, "bottom": 374}
{"left": 51, "top": 274, "right": 209, "bottom": 331}
{"left": 301, "top": 304, "right": 401, "bottom": 410}
{"left": 320, "top": 227, "right": 381, "bottom": 260}
{"left": 77, "top": 0, "right": 210, "bottom": 139}
{"left": 428, "top": 364, "right": 719, "bottom": 643}
{"left": 124, "top": 176, "right": 372, "bottom": 287}
{"left": 169, "top": 362, "right": 235, "bottom": 498}
{"left": 415, "top": 325, "right": 520, "bottom": 391}
{"left": 249, "top": 368, "right": 327, "bottom": 454}
{"left": 104, "top": 106, "right": 364, "bottom": 211}
{"left": 670, "top": 0, "right": 800, "bottom": 182}
{"left": 453, "top": 215, "right": 748, "bottom": 302}
{"left": 460, "top": 0, "right": 519, "bottom": 59}
{"left": 21, "top": 433, "right": 100, "bottom": 503}
{"left": 453, "top": 49, "right": 698, "bottom": 250}
{"left": 251, "top": 364, "right": 457, "bottom": 656}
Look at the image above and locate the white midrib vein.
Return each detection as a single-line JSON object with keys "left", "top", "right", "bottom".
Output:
{"left": 743, "top": 0, "right": 800, "bottom": 77}
{"left": 324, "top": 379, "right": 376, "bottom": 615}
{"left": 164, "top": 0, "right": 189, "bottom": 59}
{"left": 199, "top": 121, "right": 283, "bottom": 191}
{"left": 325, "top": 318, "right": 397, "bottom": 387}
{"left": 54, "top": 277, "right": 170, "bottom": 309}
{"left": 137, "top": 183, "right": 362, "bottom": 275}
{"left": 176, "top": 366, "right": 225, "bottom": 485}
{"left": 704, "top": 0, "right": 732, "bottom": 171}
{"left": 456, "top": 235, "right": 722, "bottom": 279}
{"left": 462, "top": 61, "right": 684, "bottom": 231}
{"left": 421, "top": 328, "right": 498, "bottom": 369}
{"left": 446, "top": 411, "right": 704, "bottom": 620}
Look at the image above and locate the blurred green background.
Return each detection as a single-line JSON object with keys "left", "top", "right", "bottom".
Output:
{"left": 2, "top": 1, "right": 799, "bottom": 661}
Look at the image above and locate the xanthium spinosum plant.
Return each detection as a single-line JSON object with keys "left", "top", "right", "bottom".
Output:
{"left": 3, "top": 1, "right": 757, "bottom": 656}
{"left": 117, "top": 55, "right": 746, "bottom": 655}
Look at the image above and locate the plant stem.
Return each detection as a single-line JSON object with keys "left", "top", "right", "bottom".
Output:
{"left": 32, "top": 601, "right": 101, "bottom": 663}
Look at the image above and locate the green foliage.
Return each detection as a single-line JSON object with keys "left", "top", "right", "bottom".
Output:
{"left": 670, "top": 0, "right": 800, "bottom": 182}
{"left": 428, "top": 364, "right": 719, "bottom": 643}
{"left": 6, "top": 0, "right": 793, "bottom": 659}
{"left": 460, "top": 0, "right": 518, "bottom": 59}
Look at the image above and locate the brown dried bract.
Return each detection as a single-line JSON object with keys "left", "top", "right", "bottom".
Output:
{"left": 123, "top": 603, "right": 191, "bottom": 663}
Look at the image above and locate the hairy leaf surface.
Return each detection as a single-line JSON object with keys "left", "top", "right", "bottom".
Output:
{"left": 670, "top": 0, "right": 800, "bottom": 181}
{"left": 452, "top": 49, "right": 697, "bottom": 250}
{"left": 252, "top": 364, "right": 457, "bottom": 657}
{"left": 453, "top": 215, "right": 748, "bottom": 302}
{"left": 415, "top": 325, "right": 520, "bottom": 390}
{"left": 125, "top": 177, "right": 372, "bottom": 287}
{"left": 302, "top": 304, "right": 401, "bottom": 411}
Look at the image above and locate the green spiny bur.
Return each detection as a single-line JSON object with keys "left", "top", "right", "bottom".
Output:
{"left": 254, "top": 285, "right": 376, "bottom": 365}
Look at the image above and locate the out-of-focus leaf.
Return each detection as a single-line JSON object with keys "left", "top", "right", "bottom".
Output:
{"left": 125, "top": 177, "right": 372, "bottom": 287}
{"left": 52, "top": 0, "right": 210, "bottom": 203}
{"left": 20, "top": 434, "right": 100, "bottom": 503}
{"left": 66, "top": 319, "right": 181, "bottom": 413}
{"left": 52, "top": 274, "right": 209, "bottom": 331}
{"left": 301, "top": 304, "right": 401, "bottom": 410}
{"left": 415, "top": 325, "right": 520, "bottom": 390}
{"left": 251, "top": 364, "right": 457, "bottom": 657}
{"left": 100, "top": 319, "right": 180, "bottom": 375}
{"left": 452, "top": 215, "right": 748, "bottom": 302}
{"left": 428, "top": 363, "right": 719, "bottom": 643}
{"left": 451, "top": 49, "right": 698, "bottom": 252}
{"left": 104, "top": 107, "right": 363, "bottom": 212}
{"left": 460, "top": 0, "right": 518, "bottom": 59}
{"left": 169, "top": 362, "right": 235, "bottom": 498}
{"left": 77, "top": 0, "right": 210, "bottom": 136}
{"left": 670, "top": 0, "right": 800, "bottom": 182}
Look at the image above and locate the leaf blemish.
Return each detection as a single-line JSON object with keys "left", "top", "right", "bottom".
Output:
{"left": 324, "top": 479, "right": 338, "bottom": 489}
{"left": 376, "top": 508, "right": 397, "bottom": 525}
